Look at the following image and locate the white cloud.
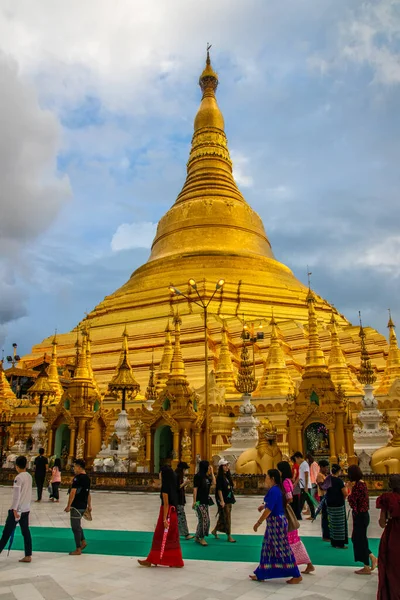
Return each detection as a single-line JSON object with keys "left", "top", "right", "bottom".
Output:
{"left": 0, "top": 52, "right": 70, "bottom": 326}
{"left": 231, "top": 150, "right": 253, "bottom": 188}
{"left": 356, "top": 235, "right": 400, "bottom": 275}
{"left": 111, "top": 221, "right": 157, "bottom": 252}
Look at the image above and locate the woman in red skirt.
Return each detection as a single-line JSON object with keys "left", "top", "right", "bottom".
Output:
{"left": 138, "top": 465, "right": 184, "bottom": 568}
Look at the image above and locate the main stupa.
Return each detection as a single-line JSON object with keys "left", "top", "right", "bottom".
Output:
{"left": 22, "top": 52, "right": 389, "bottom": 393}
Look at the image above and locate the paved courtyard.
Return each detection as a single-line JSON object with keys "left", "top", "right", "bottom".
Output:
{"left": 0, "top": 488, "right": 380, "bottom": 600}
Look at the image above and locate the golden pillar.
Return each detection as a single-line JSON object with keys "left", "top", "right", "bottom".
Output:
{"left": 69, "top": 427, "right": 76, "bottom": 459}
{"left": 328, "top": 428, "right": 337, "bottom": 462}
{"left": 47, "top": 428, "right": 54, "bottom": 456}
{"left": 146, "top": 431, "right": 152, "bottom": 462}
{"left": 296, "top": 427, "right": 303, "bottom": 453}
{"left": 334, "top": 413, "right": 345, "bottom": 457}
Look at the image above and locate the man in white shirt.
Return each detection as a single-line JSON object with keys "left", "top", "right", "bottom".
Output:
{"left": 0, "top": 455, "right": 33, "bottom": 562}
{"left": 294, "top": 451, "right": 315, "bottom": 520}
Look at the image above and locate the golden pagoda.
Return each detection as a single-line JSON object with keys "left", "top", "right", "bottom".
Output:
{"left": 7, "top": 51, "right": 399, "bottom": 469}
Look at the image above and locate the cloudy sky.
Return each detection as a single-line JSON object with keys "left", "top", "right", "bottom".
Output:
{"left": 1, "top": 0, "right": 400, "bottom": 358}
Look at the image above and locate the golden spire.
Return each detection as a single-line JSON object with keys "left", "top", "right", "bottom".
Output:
{"left": 328, "top": 314, "right": 362, "bottom": 395}
{"left": 156, "top": 320, "right": 173, "bottom": 392}
{"left": 235, "top": 335, "right": 257, "bottom": 394}
{"left": 108, "top": 338, "right": 140, "bottom": 396}
{"left": 47, "top": 333, "right": 64, "bottom": 401}
{"left": 254, "top": 314, "right": 294, "bottom": 397}
{"left": 376, "top": 310, "right": 400, "bottom": 394}
{"left": 357, "top": 312, "right": 376, "bottom": 385}
{"left": 85, "top": 327, "right": 101, "bottom": 394}
{"left": 145, "top": 351, "right": 158, "bottom": 404}
{"left": 74, "top": 329, "right": 90, "bottom": 380}
{"left": 148, "top": 50, "right": 274, "bottom": 263}
{"left": 0, "top": 360, "right": 17, "bottom": 404}
{"left": 169, "top": 311, "right": 187, "bottom": 380}
{"left": 215, "top": 321, "right": 237, "bottom": 394}
{"left": 28, "top": 360, "right": 56, "bottom": 409}
{"left": 305, "top": 289, "right": 328, "bottom": 371}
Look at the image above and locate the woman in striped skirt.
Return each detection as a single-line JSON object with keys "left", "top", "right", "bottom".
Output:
{"left": 325, "top": 464, "right": 348, "bottom": 548}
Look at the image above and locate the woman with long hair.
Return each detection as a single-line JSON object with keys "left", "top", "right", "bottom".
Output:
{"left": 250, "top": 469, "right": 302, "bottom": 584}
{"left": 325, "top": 464, "right": 348, "bottom": 548}
{"left": 376, "top": 474, "right": 400, "bottom": 599}
{"left": 138, "top": 465, "right": 183, "bottom": 568}
{"left": 290, "top": 455, "right": 302, "bottom": 520}
{"left": 347, "top": 465, "right": 377, "bottom": 574}
{"left": 193, "top": 460, "right": 215, "bottom": 546}
{"left": 175, "top": 461, "right": 193, "bottom": 540}
{"left": 211, "top": 459, "right": 236, "bottom": 543}
{"left": 316, "top": 460, "right": 330, "bottom": 541}
{"left": 278, "top": 461, "right": 315, "bottom": 575}
{"left": 49, "top": 457, "right": 62, "bottom": 503}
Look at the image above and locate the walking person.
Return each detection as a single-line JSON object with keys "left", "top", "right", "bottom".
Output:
{"left": 294, "top": 452, "right": 315, "bottom": 520}
{"left": 49, "top": 458, "right": 62, "bottom": 503}
{"left": 347, "top": 465, "right": 377, "bottom": 574}
{"left": 138, "top": 464, "right": 183, "bottom": 568}
{"left": 306, "top": 453, "right": 320, "bottom": 500}
{"left": 376, "top": 474, "right": 400, "bottom": 599}
{"left": 290, "top": 454, "right": 302, "bottom": 520}
{"left": 316, "top": 460, "right": 330, "bottom": 541}
{"left": 175, "top": 461, "right": 193, "bottom": 540}
{"left": 278, "top": 461, "right": 315, "bottom": 575}
{"left": 250, "top": 469, "right": 301, "bottom": 584}
{"left": 33, "top": 447, "right": 48, "bottom": 502}
{"left": 325, "top": 464, "right": 348, "bottom": 548}
{"left": 211, "top": 459, "right": 236, "bottom": 543}
{"left": 0, "top": 455, "right": 33, "bottom": 563}
{"left": 193, "top": 460, "right": 215, "bottom": 546}
{"left": 64, "top": 459, "right": 91, "bottom": 556}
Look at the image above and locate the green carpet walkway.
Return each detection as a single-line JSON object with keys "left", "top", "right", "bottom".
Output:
{"left": 5, "top": 527, "right": 380, "bottom": 566}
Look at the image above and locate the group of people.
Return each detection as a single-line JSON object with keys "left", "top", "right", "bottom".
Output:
{"left": 0, "top": 453, "right": 92, "bottom": 561}
{"left": 1, "top": 448, "right": 399, "bottom": 599}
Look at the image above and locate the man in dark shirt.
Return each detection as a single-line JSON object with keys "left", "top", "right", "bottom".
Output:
{"left": 33, "top": 448, "right": 48, "bottom": 502}
{"left": 64, "top": 459, "right": 91, "bottom": 555}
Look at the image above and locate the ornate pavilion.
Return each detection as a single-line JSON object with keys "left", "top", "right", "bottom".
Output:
{"left": 2, "top": 53, "right": 400, "bottom": 473}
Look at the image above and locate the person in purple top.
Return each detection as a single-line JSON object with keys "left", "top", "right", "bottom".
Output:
{"left": 250, "top": 469, "right": 302, "bottom": 585}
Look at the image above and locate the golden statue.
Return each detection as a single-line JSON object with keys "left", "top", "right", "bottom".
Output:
{"left": 235, "top": 419, "right": 282, "bottom": 475}
{"left": 338, "top": 446, "right": 349, "bottom": 473}
{"left": 371, "top": 416, "right": 400, "bottom": 474}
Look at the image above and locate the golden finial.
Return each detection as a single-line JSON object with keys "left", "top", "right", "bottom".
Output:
{"left": 305, "top": 288, "right": 327, "bottom": 370}
{"left": 235, "top": 337, "right": 257, "bottom": 394}
{"left": 199, "top": 43, "right": 218, "bottom": 96}
{"left": 357, "top": 311, "right": 376, "bottom": 385}
{"left": 145, "top": 349, "right": 158, "bottom": 403}
{"left": 388, "top": 308, "right": 395, "bottom": 329}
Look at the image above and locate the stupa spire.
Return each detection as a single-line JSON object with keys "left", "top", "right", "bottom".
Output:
{"left": 0, "top": 360, "right": 17, "bottom": 405}
{"left": 148, "top": 50, "right": 274, "bottom": 264}
{"left": 47, "top": 333, "right": 64, "bottom": 401}
{"left": 376, "top": 310, "right": 400, "bottom": 394}
{"left": 235, "top": 334, "right": 257, "bottom": 394}
{"left": 254, "top": 314, "right": 294, "bottom": 397}
{"left": 74, "top": 329, "right": 90, "bottom": 380}
{"left": 169, "top": 311, "right": 187, "bottom": 380}
{"left": 85, "top": 327, "right": 100, "bottom": 394}
{"left": 108, "top": 333, "right": 140, "bottom": 398}
{"left": 328, "top": 314, "right": 362, "bottom": 396}
{"left": 305, "top": 289, "right": 328, "bottom": 371}
{"left": 156, "top": 320, "right": 173, "bottom": 392}
{"left": 215, "top": 321, "right": 237, "bottom": 394}
{"left": 357, "top": 312, "right": 377, "bottom": 386}
{"left": 145, "top": 351, "right": 158, "bottom": 409}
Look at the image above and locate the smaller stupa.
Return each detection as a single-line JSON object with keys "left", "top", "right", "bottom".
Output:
{"left": 353, "top": 313, "right": 391, "bottom": 473}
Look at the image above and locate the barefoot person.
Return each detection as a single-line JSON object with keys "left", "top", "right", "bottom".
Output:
{"left": 212, "top": 459, "right": 236, "bottom": 543}
{"left": 347, "top": 465, "right": 377, "bottom": 575}
{"left": 376, "top": 474, "right": 400, "bottom": 599}
{"left": 0, "top": 455, "right": 32, "bottom": 563}
{"left": 278, "top": 461, "right": 315, "bottom": 575}
{"left": 250, "top": 469, "right": 301, "bottom": 585}
{"left": 64, "top": 459, "right": 91, "bottom": 556}
{"left": 175, "top": 461, "right": 193, "bottom": 540}
{"left": 138, "top": 464, "right": 184, "bottom": 568}
{"left": 325, "top": 464, "right": 348, "bottom": 549}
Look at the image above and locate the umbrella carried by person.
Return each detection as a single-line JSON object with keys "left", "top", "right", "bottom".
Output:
{"left": 312, "top": 495, "right": 327, "bottom": 522}
{"left": 159, "top": 507, "right": 174, "bottom": 561}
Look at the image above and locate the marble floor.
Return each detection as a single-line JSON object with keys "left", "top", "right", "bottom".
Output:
{"left": 0, "top": 488, "right": 381, "bottom": 600}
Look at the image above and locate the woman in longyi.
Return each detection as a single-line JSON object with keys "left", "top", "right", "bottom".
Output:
{"left": 138, "top": 465, "right": 183, "bottom": 568}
